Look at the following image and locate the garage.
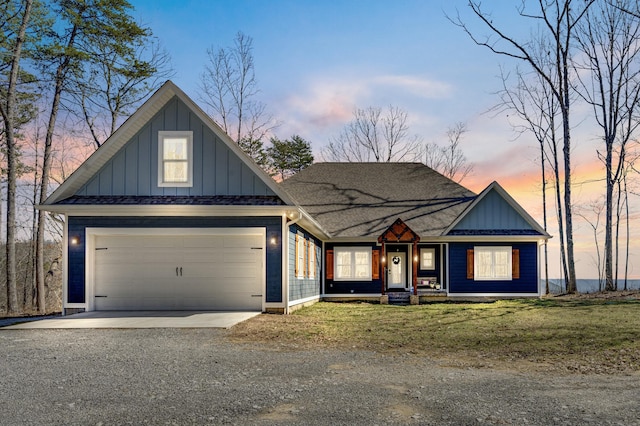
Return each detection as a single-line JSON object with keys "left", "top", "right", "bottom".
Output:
{"left": 89, "top": 228, "right": 264, "bottom": 311}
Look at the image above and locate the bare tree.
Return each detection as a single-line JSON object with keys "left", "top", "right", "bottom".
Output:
{"left": 576, "top": 199, "right": 606, "bottom": 290}
{"left": 452, "top": 0, "right": 595, "bottom": 292}
{"left": 573, "top": 0, "right": 640, "bottom": 291}
{"left": 199, "top": 31, "right": 277, "bottom": 153}
{"left": 424, "top": 122, "right": 473, "bottom": 183}
{"left": 72, "top": 38, "right": 174, "bottom": 149}
{"left": 322, "top": 105, "right": 423, "bottom": 162}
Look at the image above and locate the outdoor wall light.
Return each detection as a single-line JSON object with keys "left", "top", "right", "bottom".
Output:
{"left": 414, "top": 255, "right": 419, "bottom": 262}
{"left": 270, "top": 236, "right": 278, "bottom": 246}
{"left": 381, "top": 256, "right": 386, "bottom": 263}
{"left": 70, "top": 236, "right": 81, "bottom": 245}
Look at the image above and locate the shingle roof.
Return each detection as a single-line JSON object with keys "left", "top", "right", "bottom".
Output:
{"left": 279, "top": 163, "right": 476, "bottom": 238}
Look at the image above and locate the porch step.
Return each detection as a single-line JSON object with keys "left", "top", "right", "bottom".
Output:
{"left": 387, "top": 292, "right": 411, "bottom": 305}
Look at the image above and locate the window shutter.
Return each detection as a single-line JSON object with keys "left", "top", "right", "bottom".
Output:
{"left": 466, "top": 249, "right": 474, "bottom": 279}
{"left": 372, "top": 250, "right": 380, "bottom": 279}
{"left": 295, "top": 234, "right": 300, "bottom": 277}
{"left": 326, "top": 249, "right": 334, "bottom": 280}
{"left": 512, "top": 248, "right": 520, "bottom": 279}
{"left": 304, "top": 239, "right": 308, "bottom": 278}
{"left": 313, "top": 244, "right": 317, "bottom": 277}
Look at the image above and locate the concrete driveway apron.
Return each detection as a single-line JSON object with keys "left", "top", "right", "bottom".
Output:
{"left": 1, "top": 311, "right": 260, "bottom": 329}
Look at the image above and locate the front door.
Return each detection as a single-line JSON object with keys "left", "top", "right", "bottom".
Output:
{"left": 387, "top": 252, "right": 406, "bottom": 289}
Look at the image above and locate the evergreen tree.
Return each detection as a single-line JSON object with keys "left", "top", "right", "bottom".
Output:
{"left": 267, "top": 135, "right": 314, "bottom": 180}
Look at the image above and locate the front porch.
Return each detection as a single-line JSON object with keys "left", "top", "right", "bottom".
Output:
{"left": 378, "top": 219, "right": 446, "bottom": 299}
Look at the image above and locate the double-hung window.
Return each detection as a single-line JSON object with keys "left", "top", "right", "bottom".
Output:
{"left": 158, "top": 131, "right": 193, "bottom": 187}
{"left": 474, "top": 246, "right": 512, "bottom": 280}
{"left": 334, "top": 247, "right": 371, "bottom": 281}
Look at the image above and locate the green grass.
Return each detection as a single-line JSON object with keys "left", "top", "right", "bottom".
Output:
{"left": 230, "top": 299, "right": 640, "bottom": 374}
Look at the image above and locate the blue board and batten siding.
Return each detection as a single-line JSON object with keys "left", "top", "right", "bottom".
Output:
{"left": 67, "top": 216, "right": 283, "bottom": 304}
{"left": 288, "top": 225, "right": 321, "bottom": 302}
{"left": 448, "top": 242, "right": 538, "bottom": 293}
{"left": 77, "top": 96, "right": 275, "bottom": 198}
{"left": 453, "top": 189, "right": 533, "bottom": 231}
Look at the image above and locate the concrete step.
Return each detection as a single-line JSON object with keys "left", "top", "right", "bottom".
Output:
{"left": 387, "top": 292, "right": 411, "bottom": 305}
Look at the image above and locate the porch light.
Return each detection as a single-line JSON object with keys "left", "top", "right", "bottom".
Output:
{"left": 414, "top": 255, "right": 419, "bottom": 262}
{"left": 270, "top": 237, "right": 278, "bottom": 246}
{"left": 70, "top": 236, "right": 81, "bottom": 245}
{"left": 381, "top": 256, "right": 386, "bottom": 264}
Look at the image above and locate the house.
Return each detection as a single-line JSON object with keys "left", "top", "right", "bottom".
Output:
{"left": 40, "top": 81, "right": 550, "bottom": 315}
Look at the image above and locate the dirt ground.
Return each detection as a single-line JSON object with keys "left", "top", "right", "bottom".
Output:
{"left": 545, "top": 289, "right": 640, "bottom": 301}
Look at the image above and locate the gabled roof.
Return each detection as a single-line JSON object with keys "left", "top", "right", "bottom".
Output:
{"left": 444, "top": 181, "right": 550, "bottom": 238}
{"left": 279, "top": 162, "right": 476, "bottom": 239}
{"left": 43, "top": 80, "right": 295, "bottom": 206}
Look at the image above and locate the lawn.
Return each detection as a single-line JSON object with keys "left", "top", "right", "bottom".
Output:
{"left": 230, "top": 298, "right": 640, "bottom": 374}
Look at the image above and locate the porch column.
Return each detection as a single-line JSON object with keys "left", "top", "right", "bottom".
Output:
{"left": 380, "top": 241, "right": 385, "bottom": 295}
{"left": 412, "top": 241, "right": 418, "bottom": 295}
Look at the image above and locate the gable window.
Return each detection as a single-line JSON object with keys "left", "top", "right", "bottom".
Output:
{"left": 474, "top": 246, "right": 512, "bottom": 280}
{"left": 334, "top": 247, "right": 371, "bottom": 281}
{"left": 158, "top": 131, "right": 193, "bottom": 187}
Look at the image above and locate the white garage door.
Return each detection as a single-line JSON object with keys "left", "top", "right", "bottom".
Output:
{"left": 92, "top": 229, "right": 264, "bottom": 311}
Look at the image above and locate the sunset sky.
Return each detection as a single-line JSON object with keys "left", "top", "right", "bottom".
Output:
{"left": 130, "top": 0, "right": 639, "bottom": 280}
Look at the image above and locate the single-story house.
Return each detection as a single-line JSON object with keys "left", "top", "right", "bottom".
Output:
{"left": 40, "top": 80, "right": 550, "bottom": 314}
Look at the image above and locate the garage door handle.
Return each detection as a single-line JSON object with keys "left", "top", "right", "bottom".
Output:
{"left": 176, "top": 267, "right": 179, "bottom": 276}
{"left": 180, "top": 267, "right": 183, "bottom": 276}
{"left": 95, "top": 295, "right": 107, "bottom": 298}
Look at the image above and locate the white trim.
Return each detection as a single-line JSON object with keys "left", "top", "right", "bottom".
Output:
{"left": 321, "top": 293, "right": 382, "bottom": 298}
{"left": 448, "top": 293, "right": 540, "bottom": 298}
{"left": 84, "top": 227, "right": 266, "bottom": 312}
{"left": 284, "top": 212, "right": 302, "bottom": 314}
{"left": 289, "top": 294, "right": 321, "bottom": 307}
{"left": 62, "top": 214, "right": 69, "bottom": 312}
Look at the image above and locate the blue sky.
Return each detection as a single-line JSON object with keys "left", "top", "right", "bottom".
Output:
{"left": 128, "top": 1, "right": 632, "bottom": 279}
{"left": 131, "top": 1, "right": 520, "bottom": 160}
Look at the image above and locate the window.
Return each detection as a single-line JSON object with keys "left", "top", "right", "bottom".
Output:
{"left": 308, "top": 242, "right": 315, "bottom": 279}
{"left": 420, "top": 248, "right": 435, "bottom": 270}
{"left": 334, "top": 247, "right": 371, "bottom": 281}
{"left": 158, "top": 131, "right": 193, "bottom": 187}
{"left": 474, "top": 246, "right": 512, "bottom": 280}
{"left": 295, "top": 234, "right": 306, "bottom": 279}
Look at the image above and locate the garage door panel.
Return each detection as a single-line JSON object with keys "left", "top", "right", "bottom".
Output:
{"left": 93, "top": 230, "right": 264, "bottom": 311}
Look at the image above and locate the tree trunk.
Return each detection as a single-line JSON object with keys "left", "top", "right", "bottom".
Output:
{"left": 540, "top": 138, "right": 549, "bottom": 294}
{"left": 2, "top": 0, "right": 33, "bottom": 315}
{"left": 35, "top": 22, "right": 79, "bottom": 314}
{"left": 604, "top": 139, "right": 615, "bottom": 291}
{"left": 561, "top": 47, "right": 577, "bottom": 294}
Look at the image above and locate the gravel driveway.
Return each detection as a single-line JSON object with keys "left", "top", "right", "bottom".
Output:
{"left": 1, "top": 328, "right": 638, "bottom": 425}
